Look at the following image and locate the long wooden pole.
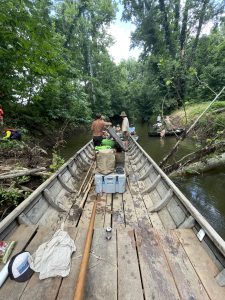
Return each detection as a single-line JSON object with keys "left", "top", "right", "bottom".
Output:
{"left": 74, "top": 198, "right": 97, "bottom": 300}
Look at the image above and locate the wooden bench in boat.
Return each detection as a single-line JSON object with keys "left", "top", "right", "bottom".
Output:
{"left": 1, "top": 137, "right": 225, "bottom": 299}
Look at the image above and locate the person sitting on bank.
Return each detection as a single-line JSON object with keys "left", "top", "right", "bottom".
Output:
{"left": 91, "top": 113, "right": 112, "bottom": 147}
{"left": 120, "top": 111, "right": 129, "bottom": 151}
{"left": 3, "top": 129, "right": 21, "bottom": 140}
{"left": 129, "top": 124, "right": 136, "bottom": 135}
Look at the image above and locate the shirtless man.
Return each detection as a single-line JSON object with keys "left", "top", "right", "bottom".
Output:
{"left": 91, "top": 113, "right": 111, "bottom": 147}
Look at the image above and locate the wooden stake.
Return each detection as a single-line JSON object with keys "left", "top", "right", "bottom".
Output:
{"left": 74, "top": 197, "right": 97, "bottom": 300}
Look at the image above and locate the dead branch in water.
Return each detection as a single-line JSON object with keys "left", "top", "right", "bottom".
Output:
{"left": 159, "top": 86, "right": 225, "bottom": 169}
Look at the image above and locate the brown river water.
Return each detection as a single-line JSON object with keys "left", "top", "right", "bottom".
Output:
{"left": 61, "top": 123, "right": 225, "bottom": 239}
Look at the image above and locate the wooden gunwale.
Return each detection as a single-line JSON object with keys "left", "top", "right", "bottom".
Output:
{"left": 0, "top": 141, "right": 94, "bottom": 236}
{"left": 129, "top": 137, "right": 225, "bottom": 257}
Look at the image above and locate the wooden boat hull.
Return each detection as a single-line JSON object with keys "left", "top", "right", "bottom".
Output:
{"left": 148, "top": 128, "right": 185, "bottom": 137}
{"left": 0, "top": 138, "right": 225, "bottom": 299}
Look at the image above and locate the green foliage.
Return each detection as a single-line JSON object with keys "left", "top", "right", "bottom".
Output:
{"left": 17, "top": 176, "right": 30, "bottom": 185}
{"left": 0, "top": 187, "right": 22, "bottom": 208}
{"left": 49, "top": 152, "right": 65, "bottom": 172}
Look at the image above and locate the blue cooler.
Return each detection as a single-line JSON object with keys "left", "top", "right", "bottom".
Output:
{"left": 95, "top": 173, "right": 126, "bottom": 194}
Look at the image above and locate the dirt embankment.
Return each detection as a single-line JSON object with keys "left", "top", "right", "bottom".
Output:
{"left": 169, "top": 101, "right": 225, "bottom": 141}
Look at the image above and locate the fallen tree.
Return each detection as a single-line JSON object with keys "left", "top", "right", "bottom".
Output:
{"left": 164, "top": 141, "right": 225, "bottom": 174}
{"left": 170, "top": 152, "right": 225, "bottom": 177}
{"left": 0, "top": 167, "right": 46, "bottom": 180}
{"left": 160, "top": 86, "right": 225, "bottom": 169}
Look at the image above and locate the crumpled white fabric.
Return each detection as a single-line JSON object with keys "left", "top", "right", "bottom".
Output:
{"left": 29, "top": 229, "right": 76, "bottom": 280}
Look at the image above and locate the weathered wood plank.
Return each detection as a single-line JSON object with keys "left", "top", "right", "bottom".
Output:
{"left": 78, "top": 188, "right": 96, "bottom": 228}
{"left": 158, "top": 208, "right": 176, "bottom": 229}
{"left": 159, "top": 229, "right": 210, "bottom": 300}
{"left": 112, "top": 193, "right": 125, "bottom": 229}
{"left": 0, "top": 225, "right": 38, "bottom": 271}
{"left": 127, "top": 179, "right": 152, "bottom": 230}
{"left": 167, "top": 196, "right": 186, "bottom": 227}
{"left": 1, "top": 226, "right": 55, "bottom": 300}
{"left": 104, "top": 193, "right": 112, "bottom": 228}
{"left": 117, "top": 229, "right": 144, "bottom": 300}
{"left": 123, "top": 186, "right": 138, "bottom": 228}
{"left": 135, "top": 228, "right": 180, "bottom": 300}
{"left": 84, "top": 228, "right": 117, "bottom": 299}
{"left": 57, "top": 228, "right": 88, "bottom": 300}
{"left": 20, "top": 227, "right": 62, "bottom": 300}
{"left": 136, "top": 175, "right": 164, "bottom": 230}
{"left": 175, "top": 229, "right": 225, "bottom": 300}
{"left": 94, "top": 193, "right": 107, "bottom": 228}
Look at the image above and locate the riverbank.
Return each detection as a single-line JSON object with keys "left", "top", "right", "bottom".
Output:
{"left": 170, "top": 101, "right": 225, "bottom": 141}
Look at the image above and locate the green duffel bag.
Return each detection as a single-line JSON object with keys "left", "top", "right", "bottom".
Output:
{"left": 101, "top": 139, "right": 115, "bottom": 148}
{"left": 95, "top": 145, "right": 112, "bottom": 151}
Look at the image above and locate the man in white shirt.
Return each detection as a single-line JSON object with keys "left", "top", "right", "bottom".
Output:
{"left": 120, "top": 111, "right": 129, "bottom": 151}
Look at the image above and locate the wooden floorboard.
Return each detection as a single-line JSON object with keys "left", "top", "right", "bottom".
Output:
{"left": 117, "top": 229, "right": 144, "bottom": 300}
{"left": 84, "top": 228, "right": 117, "bottom": 300}
{"left": 112, "top": 193, "right": 125, "bottom": 229}
{"left": 175, "top": 229, "right": 225, "bottom": 300}
{"left": 94, "top": 193, "right": 107, "bottom": 228}
{"left": 135, "top": 228, "right": 180, "bottom": 300}
{"left": 57, "top": 227, "right": 88, "bottom": 300}
{"left": 122, "top": 185, "right": 138, "bottom": 228}
{"left": 104, "top": 193, "right": 112, "bottom": 228}
{"left": 159, "top": 229, "right": 210, "bottom": 300}
{"left": 78, "top": 188, "right": 96, "bottom": 228}
{"left": 20, "top": 227, "right": 62, "bottom": 300}
{"left": 0, "top": 225, "right": 38, "bottom": 299}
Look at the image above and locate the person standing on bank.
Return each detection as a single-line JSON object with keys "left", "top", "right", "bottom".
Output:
{"left": 120, "top": 111, "right": 129, "bottom": 151}
{"left": 91, "top": 113, "right": 112, "bottom": 147}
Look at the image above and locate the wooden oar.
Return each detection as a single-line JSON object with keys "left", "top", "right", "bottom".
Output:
{"left": 74, "top": 196, "right": 98, "bottom": 300}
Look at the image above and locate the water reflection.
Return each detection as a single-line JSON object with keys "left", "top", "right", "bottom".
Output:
{"left": 174, "top": 172, "right": 225, "bottom": 238}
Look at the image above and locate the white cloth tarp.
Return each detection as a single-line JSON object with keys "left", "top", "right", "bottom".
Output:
{"left": 29, "top": 229, "right": 76, "bottom": 280}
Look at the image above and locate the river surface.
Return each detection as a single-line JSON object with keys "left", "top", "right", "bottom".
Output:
{"left": 61, "top": 124, "right": 225, "bottom": 239}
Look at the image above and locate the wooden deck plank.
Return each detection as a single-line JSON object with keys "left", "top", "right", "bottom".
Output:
{"left": 0, "top": 224, "right": 38, "bottom": 270}
{"left": 117, "top": 229, "right": 144, "bottom": 300}
{"left": 20, "top": 226, "right": 63, "bottom": 300}
{"left": 1, "top": 226, "right": 56, "bottom": 300}
{"left": 123, "top": 186, "right": 138, "bottom": 228}
{"left": 175, "top": 229, "right": 225, "bottom": 300}
{"left": 78, "top": 188, "right": 96, "bottom": 228}
{"left": 57, "top": 227, "right": 88, "bottom": 300}
{"left": 159, "top": 229, "right": 210, "bottom": 300}
{"left": 127, "top": 180, "right": 152, "bottom": 230}
{"left": 135, "top": 228, "right": 180, "bottom": 300}
{"left": 84, "top": 228, "right": 117, "bottom": 300}
{"left": 112, "top": 193, "right": 125, "bottom": 229}
{"left": 104, "top": 193, "right": 112, "bottom": 228}
{"left": 94, "top": 193, "right": 107, "bottom": 228}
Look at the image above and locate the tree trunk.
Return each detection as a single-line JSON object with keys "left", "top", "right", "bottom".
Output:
{"left": 170, "top": 152, "right": 225, "bottom": 177}
{"left": 0, "top": 167, "right": 46, "bottom": 180}
{"left": 159, "top": 0, "right": 174, "bottom": 56}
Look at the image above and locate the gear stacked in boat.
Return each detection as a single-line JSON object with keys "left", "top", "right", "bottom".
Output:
{"left": 95, "top": 142, "right": 126, "bottom": 194}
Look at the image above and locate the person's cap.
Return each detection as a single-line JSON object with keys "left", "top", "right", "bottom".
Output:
{"left": 120, "top": 111, "right": 127, "bottom": 117}
{"left": 8, "top": 251, "right": 34, "bottom": 282}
